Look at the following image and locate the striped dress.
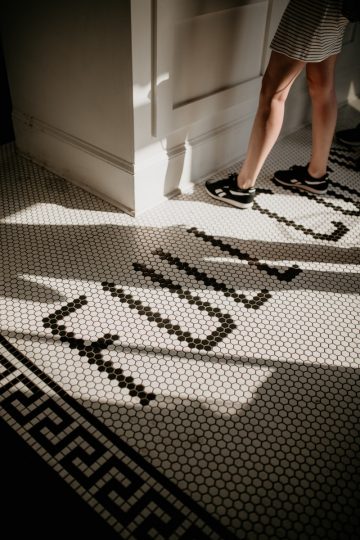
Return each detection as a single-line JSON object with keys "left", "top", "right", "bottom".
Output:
{"left": 270, "top": 0, "right": 349, "bottom": 62}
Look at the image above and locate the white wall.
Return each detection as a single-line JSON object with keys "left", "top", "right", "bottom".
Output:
{"left": 2, "top": 0, "right": 359, "bottom": 215}
{"left": 1, "top": 0, "right": 135, "bottom": 213}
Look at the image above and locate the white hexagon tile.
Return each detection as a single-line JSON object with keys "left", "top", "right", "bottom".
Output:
{"left": 1, "top": 112, "right": 360, "bottom": 539}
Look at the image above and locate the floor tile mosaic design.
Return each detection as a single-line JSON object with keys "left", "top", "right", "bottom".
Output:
{"left": 1, "top": 111, "right": 360, "bottom": 539}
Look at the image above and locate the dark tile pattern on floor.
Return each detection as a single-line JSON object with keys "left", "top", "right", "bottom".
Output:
{"left": 0, "top": 414, "right": 120, "bottom": 539}
{"left": 0, "top": 335, "right": 232, "bottom": 539}
{"left": 1, "top": 113, "right": 360, "bottom": 539}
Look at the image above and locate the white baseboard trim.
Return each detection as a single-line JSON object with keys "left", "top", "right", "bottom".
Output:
{"left": 13, "top": 110, "right": 136, "bottom": 215}
{"left": 12, "top": 110, "right": 134, "bottom": 173}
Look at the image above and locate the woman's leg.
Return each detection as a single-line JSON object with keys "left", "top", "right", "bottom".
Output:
{"left": 306, "top": 54, "right": 338, "bottom": 178}
{"left": 237, "top": 51, "right": 305, "bottom": 189}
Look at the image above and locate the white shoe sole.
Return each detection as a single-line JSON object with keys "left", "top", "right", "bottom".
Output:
{"left": 273, "top": 177, "right": 328, "bottom": 195}
{"left": 205, "top": 186, "right": 254, "bottom": 209}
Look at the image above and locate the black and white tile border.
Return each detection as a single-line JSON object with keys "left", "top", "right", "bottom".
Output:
{"left": 0, "top": 336, "right": 235, "bottom": 540}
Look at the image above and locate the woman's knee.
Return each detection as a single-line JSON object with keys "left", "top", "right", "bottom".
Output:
{"left": 259, "top": 75, "right": 290, "bottom": 111}
{"left": 258, "top": 52, "right": 305, "bottom": 111}
{"left": 258, "top": 81, "right": 289, "bottom": 116}
{"left": 306, "top": 56, "right": 337, "bottom": 101}
{"left": 307, "top": 73, "right": 335, "bottom": 102}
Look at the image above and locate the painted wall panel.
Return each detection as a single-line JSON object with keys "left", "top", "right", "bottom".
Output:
{"left": 154, "top": 0, "right": 269, "bottom": 135}
{"left": 173, "top": 3, "right": 267, "bottom": 107}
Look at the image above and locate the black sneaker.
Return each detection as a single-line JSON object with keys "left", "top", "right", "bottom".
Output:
{"left": 336, "top": 123, "right": 360, "bottom": 147}
{"left": 273, "top": 165, "right": 329, "bottom": 194}
{"left": 205, "top": 173, "right": 256, "bottom": 209}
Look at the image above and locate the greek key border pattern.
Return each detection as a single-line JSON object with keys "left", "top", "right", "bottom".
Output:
{"left": 0, "top": 336, "right": 236, "bottom": 540}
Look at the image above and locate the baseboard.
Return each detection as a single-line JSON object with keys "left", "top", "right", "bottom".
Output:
{"left": 12, "top": 110, "right": 136, "bottom": 215}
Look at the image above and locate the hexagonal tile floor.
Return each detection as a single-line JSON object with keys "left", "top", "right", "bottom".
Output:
{"left": 1, "top": 112, "right": 360, "bottom": 539}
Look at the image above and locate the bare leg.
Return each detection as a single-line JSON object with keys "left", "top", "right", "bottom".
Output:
{"left": 237, "top": 51, "right": 305, "bottom": 189}
{"left": 306, "top": 54, "right": 338, "bottom": 178}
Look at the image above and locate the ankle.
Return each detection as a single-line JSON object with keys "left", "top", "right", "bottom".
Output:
{"left": 237, "top": 175, "right": 256, "bottom": 190}
{"left": 307, "top": 165, "right": 327, "bottom": 179}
